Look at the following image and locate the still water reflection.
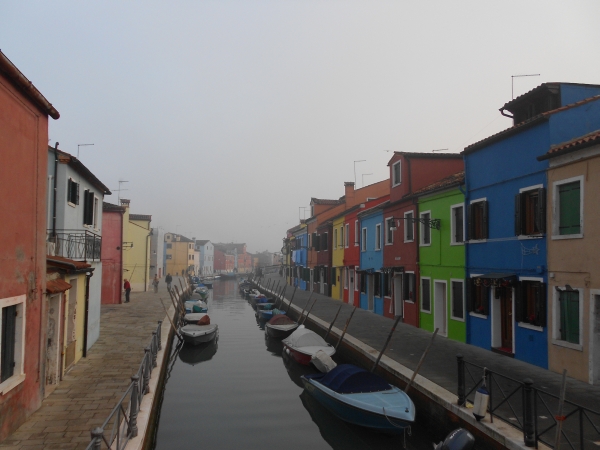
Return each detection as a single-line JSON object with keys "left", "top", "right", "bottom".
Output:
{"left": 152, "top": 280, "right": 436, "bottom": 450}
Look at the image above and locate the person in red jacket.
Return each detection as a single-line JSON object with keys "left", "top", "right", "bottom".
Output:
{"left": 124, "top": 279, "right": 131, "bottom": 303}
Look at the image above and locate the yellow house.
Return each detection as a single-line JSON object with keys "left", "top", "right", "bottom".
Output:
{"left": 331, "top": 214, "right": 345, "bottom": 300}
{"left": 120, "top": 199, "right": 152, "bottom": 292}
{"left": 164, "top": 233, "right": 195, "bottom": 277}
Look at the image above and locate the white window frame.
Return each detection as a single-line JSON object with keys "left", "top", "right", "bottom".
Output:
{"left": 375, "top": 224, "right": 382, "bottom": 251}
{"left": 333, "top": 228, "right": 338, "bottom": 250}
{"left": 420, "top": 211, "right": 432, "bottom": 247}
{"left": 404, "top": 211, "right": 414, "bottom": 243}
{"left": 450, "top": 279, "right": 465, "bottom": 322}
{"left": 385, "top": 217, "right": 394, "bottom": 245}
{"left": 552, "top": 285, "right": 584, "bottom": 351}
{"left": 0, "top": 295, "right": 26, "bottom": 395}
{"left": 450, "top": 203, "right": 465, "bottom": 245}
{"left": 552, "top": 175, "right": 584, "bottom": 240}
{"left": 354, "top": 220, "right": 359, "bottom": 246}
{"left": 361, "top": 228, "right": 367, "bottom": 252}
{"left": 420, "top": 277, "right": 432, "bottom": 313}
{"left": 392, "top": 160, "right": 402, "bottom": 187}
{"left": 469, "top": 197, "right": 488, "bottom": 243}
{"left": 345, "top": 223, "right": 349, "bottom": 248}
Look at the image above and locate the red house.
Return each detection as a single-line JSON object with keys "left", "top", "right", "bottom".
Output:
{"left": 214, "top": 248, "right": 226, "bottom": 273}
{"left": 315, "top": 221, "right": 333, "bottom": 295}
{"left": 101, "top": 202, "right": 125, "bottom": 304}
{"left": 0, "top": 51, "right": 60, "bottom": 441}
{"left": 383, "top": 152, "right": 464, "bottom": 327}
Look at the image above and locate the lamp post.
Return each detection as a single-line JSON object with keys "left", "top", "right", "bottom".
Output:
{"left": 77, "top": 143, "right": 94, "bottom": 158}
{"left": 354, "top": 160, "right": 366, "bottom": 187}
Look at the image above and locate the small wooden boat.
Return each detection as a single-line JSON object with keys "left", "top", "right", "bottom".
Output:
{"left": 257, "top": 308, "right": 285, "bottom": 321}
{"left": 282, "top": 328, "right": 335, "bottom": 366}
{"left": 182, "top": 313, "right": 207, "bottom": 324}
{"left": 301, "top": 364, "right": 415, "bottom": 434}
{"left": 255, "top": 302, "right": 274, "bottom": 311}
{"left": 180, "top": 323, "right": 218, "bottom": 346}
{"left": 265, "top": 314, "right": 299, "bottom": 339}
{"left": 184, "top": 300, "right": 208, "bottom": 313}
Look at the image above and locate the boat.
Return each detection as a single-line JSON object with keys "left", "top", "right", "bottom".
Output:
{"left": 265, "top": 314, "right": 299, "bottom": 339}
{"left": 257, "top": 308, "right": 285, "bottom": 321}
{"left": 255, "top": 302, "right": 274, "bottom": 311}
{"left": 264, "top": 334, "right": 284, "bottom": 357}
{"left": 184, "top": 300, "right": 208, "bottom": 313}
{"left": 301, "top": 364, "right": 415, "bottom": 434}
{"left": 202, "top": 281, "right": 213, "bottom": 289}
{"left": 182, "top": 313, "right": 207, "bottom": 324}
{"left": 282, "top": 328, "right": 335, "bottom": 366}
{"left": 178, "top": 340, "right": 218, "bottom": 366}
{"left": 180, "top": 323, "right": 218, "bottom": 346}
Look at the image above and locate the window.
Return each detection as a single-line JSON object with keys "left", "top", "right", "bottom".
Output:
{"left": 451, "top": 205, "right": 464, "bottom": 244}
{"left": 556, "top": 179, "right": 582, "bottom": 236}
{"left": 1, "top": 295, "right": 25, "bottom": 391}
{"left": 333, "top": 229, "right": 338, "bottom": 249}
{"left": 166, "top": 254, "right": 172, "bottom": 259}
{"left": 340, "top": 226, "right": 344, "bottom": 249}
{"left": 312, "top": 232, "right": 318, "bottom": 250}
{"left": 375, "top": 224, "right": 381, "bottom": 250}
{"left": 331, "top": 268, "right": 336, "bottom": 286}
{"left": 166, "top": 243, "right": 172, "bottom": 249}
{"left": 515, "top": 187, "right": 546, "bottom": 236}
{"left": 557, "top": 289, "right": 580, "bottom": 344}
{"left": 83, "top": 190, "right": 95, "bottom": 225}
{"left": 516, "top": 280, "right": 546, "bottom": 327}
{"left": 468, "top": 278, "right": 489, "bottom": 315}
{"left": 451, "top": 281, "right": 464, "bottom": 320}
{"left": 361, "top": 228, "right": 367, "bottom": 252}
{"left": 322, "top": 233, "right": 328, "bottom": 251}
{"left": 392, "top": 160, "right": 402, "bottom": 186}
{"left": 468, "top": 200, "right": 488, "bottom": 240}
{"left": 307, "top": 234, "right": 311, "bottom": 248}
{"left": 374, "top": 272, "right": 381, "bottom": 297}
{"left": 360, "top": 273, "right": 367, "bottom": 294}
{"left": 383, "top": 273, "right": 392, "bottom": 297}
{"left": 345, "top": 224, "right": 349, "bottom": 247}
{"left": 385, "top": 218, "right": 394, "bottom": 245}
{"left": 421, "top": 278, "right": 431, "bottom": 312}
{"left": 404, "top": 211, "right": 414, "bottom": 242}
{"left": 354, "top": 221, "right": 359, "bottom": 246}
{"left": 67, "top": 178, "right": 79, "bottom": 205}
{"left": 403, "top": 273, "right": 415, "bottom": 302}
{"left": 345, "top": 269, "right": 349, "bottom": 288}
{"left": 420, "top": 212, "right": 431, "bottom": 245}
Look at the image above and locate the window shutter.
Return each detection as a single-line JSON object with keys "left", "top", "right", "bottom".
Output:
{"left": 536, "top": 188, "right": 546, "bottom": 233}
{"left": 482, "top": 201, "right": 489, "bottom": 239}
{"left": 452, "top": 282, "right": 463, "bottom": 318}
{"left": 83, "top": 190, "right": 90, "bottom": 225}
{"left": 468, "top": 204, "right": 474, "bottom": 240}
{"left": 515, "top": 282, "right": 524, "bottom": 323}
{"left": 482, "top": 286, "right": 490, "bottom": 316}
{"left": 1, "top": 305, "right": 17, "bottom": 382}
{"left": 466, "top": 279, "right": 473, "bottom": 313}
{"left": 537, "top": 283, "right": 547, "bottom": 327}
{"left": 75, "top": 182, "right": 80, "bottom": 205}
{"left": 515, "top": 193, "right": 522, "bottom": 236}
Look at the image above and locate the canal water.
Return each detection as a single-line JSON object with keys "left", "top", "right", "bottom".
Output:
{"left": 152, "top": 280, "right": 439, "bottom": 450}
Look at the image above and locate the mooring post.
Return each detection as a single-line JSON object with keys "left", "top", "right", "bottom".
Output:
{"left": 129, "top": 375, "right": 140, "bottom": 437}
{"left": 275, "top": 280, "right": 281, "bottom": 294}
{"left": 336, "top": 306, "right": 357, "bottom": 350}
{"left": 300, "top": 298, "right": 318, "bottom": 325}
{"left": 457, "top": 354, "right": 466, "bottom": 406}
{"left": 523, "top": 378, "right": 535, "bottom": 447}
{"left": 90, "top": 427, "right": 104, "bottom": 450}
{"left": 324, "top": 303, "right": 343, "bottom": 340}
{"left": 371, "top": 315, "right": 403, "bottom": 372}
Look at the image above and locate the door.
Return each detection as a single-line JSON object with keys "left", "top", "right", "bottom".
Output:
{"left": 339, "top": 268, "right": 344, "bottom": 300}
{"left": 394, "top": 275, "right": 403, "bottom": 317}
{"left": 500, "top": 287, "right": 513, "bottom": 351}
{"left": 368, "top": 274, "right": 374, "bottom": 311}
{"left": 45, "top": 294, "right": 62, "bottom": 396}
{"left": 348, "top": 269, "right": 354, "bottom": 303}
{"left": 434, "top": 281, "right": 447, "bottom": 336}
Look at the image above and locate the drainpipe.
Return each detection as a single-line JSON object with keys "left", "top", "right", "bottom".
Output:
{"left": 462, "top": 155, "right": 470, "bottom": 343}
{"left": 499, "top": 108, "right": 513, "bottom": 119}
{"left": 83, "top": 270, "right": 93, "bottom": 357}
{"left": 145, "top": 230, "right": 152, "bottom": 291}
{"left": 52, "top": 142, "right": 59, "bottom": 238}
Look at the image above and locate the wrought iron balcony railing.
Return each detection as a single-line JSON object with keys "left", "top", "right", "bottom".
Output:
{"left": 47, "top": 230, "right": 102, "bottom": 262}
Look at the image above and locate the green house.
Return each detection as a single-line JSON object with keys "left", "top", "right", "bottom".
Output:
{"left": 416, "top": 172, "right": 466, "bottom": 342}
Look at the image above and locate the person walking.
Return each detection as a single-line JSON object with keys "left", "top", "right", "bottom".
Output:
{"left": 124, "top": 279, "right": 131, "bottom": 303}
{"left": 152, "top": 274, "right": 159, "bottom": 293}
{"left": 166, "top": 273, "right": 172, "bottom": 291}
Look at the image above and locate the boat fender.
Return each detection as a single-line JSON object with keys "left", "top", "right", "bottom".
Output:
{"left": 434, "top": 428, "right": 475, "bottom": 450}
{"left": 472, "top": 385, "right": 489, "bottom": 421}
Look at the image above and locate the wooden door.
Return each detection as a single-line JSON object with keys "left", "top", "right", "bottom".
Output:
{"left": 500, "top": 288, "right": 513, "bottom": 351}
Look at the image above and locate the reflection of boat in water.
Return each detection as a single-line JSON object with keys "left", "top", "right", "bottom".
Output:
{"left": 255, "top": 314, "right": 267, "bottom": 330}
{"left": 264, "top": 334, "right": 284, "bottom": 357}
{"left": 282, "top": 348, "right": 319, "bottom": 389}
{"left": 178, "top": 340, "right": 218, "bottom": 366}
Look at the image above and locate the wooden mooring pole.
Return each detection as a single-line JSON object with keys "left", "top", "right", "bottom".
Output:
{"left": 370, "top": 315, "right": 403, "bottom": 373}
{"left": 404, "top": 328, "right": 438, "bottom": 392}
{"left": 297, "top": 292, "right": 313, "bottom": 322}
{"left": 300, "top": 298, "right": 318, "bottom": 325}
{"left": 335, "top": 306, "right": 357, "bottom": 350}
{"left": 554, "top": 369, "right": 568, "bottom": 449}
{"left": 324, "top": 303, "right": 343, "bottom": 340}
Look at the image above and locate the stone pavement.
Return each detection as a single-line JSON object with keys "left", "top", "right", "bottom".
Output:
{"left": 0, "top": 278, "right": 181, "bottom": 450}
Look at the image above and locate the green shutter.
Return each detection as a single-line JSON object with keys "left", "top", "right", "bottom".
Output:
{"left": 559, "top": 291, "right": 579, "bottom": 344}
{"left": 559, "top": 182, "right": 581, "bottom": 235}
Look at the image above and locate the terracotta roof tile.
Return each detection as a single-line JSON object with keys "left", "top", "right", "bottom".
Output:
{"left": 129, "top": 214, "right": 152, "bottom": 221}
{"left": 46, "top": 279, "right": 72, "bottom": 294}
{"left": 47, "top": 255, "right": 92, "bottom": 270}
{"left": 538, "top": 129, "right": 600, "bottom": 160}
{"left": 411, "top": 172, "right": 465, "bottom": 196}
{"left": 311, "top": 197, "right": 344, "bottom": 205}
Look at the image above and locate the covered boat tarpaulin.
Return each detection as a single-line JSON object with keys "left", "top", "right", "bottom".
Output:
{"left": 306, "top": 364, "right": 391, "bottom": 394}
{"left": 268, "top": 314, "right": 295, "bottom": 325}
{"left": 283, "top": 328, "right": 328, "bottom": 349}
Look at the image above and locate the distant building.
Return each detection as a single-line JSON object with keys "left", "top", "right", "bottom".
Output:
{"left": 101, "top": 202, "right": 126, "bottom": 304}
{"left": 120, "top": 200, "right": 152, "bottom": 291}
{"left": 195, "top": 240, "right": 214, "bottom": 275}
{"left": 164, "top": 233, "right": 194, "bottom": 277}
{"left": 214, "top": 243, "right": 252, "bottom": 273}
{"left": 150, "top": 227, "right": 165, "bottom": 279}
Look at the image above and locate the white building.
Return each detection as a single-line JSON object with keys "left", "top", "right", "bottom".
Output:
{"left": 195, "top": 240, "right": 214, "bottom": 275}
{"left": 46, "top": 146, "right": 111, "bottom": 351}
{"left": 150, "top": 227, "right": 165, "bottom": 278}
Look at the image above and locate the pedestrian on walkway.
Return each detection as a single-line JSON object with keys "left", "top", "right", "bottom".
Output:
{"left": 152, "top": 274, "right": 159, "bottom": 293}
{"left": 124, "top": 279, "right": 131, "bottom": 303}
{"left": 166, "top": 273, "right": 172, "bottom": 291}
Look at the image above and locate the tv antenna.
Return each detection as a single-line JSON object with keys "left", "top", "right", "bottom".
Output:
{"left": 113, "top": 180, "right": 129, "bottom": 202}
{"left": 431, "top": 148, "right": 449, "bottom": 153}
{"left": 511, "top": 74, "right": 540, "bottom": 99}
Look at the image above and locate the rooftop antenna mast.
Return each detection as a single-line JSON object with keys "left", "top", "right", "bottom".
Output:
{"left": 113, "top": 180, "right": 129, "bottom": 203}
{"left": 511, "top": 74, "right": 540, "bottom": 99}
{"left": 431, "top": 148, "right": 449, "bottom": 153}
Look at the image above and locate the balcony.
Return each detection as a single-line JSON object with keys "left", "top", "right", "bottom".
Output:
{"left": 47, "top": 230, "right": 102, "bottom": 262}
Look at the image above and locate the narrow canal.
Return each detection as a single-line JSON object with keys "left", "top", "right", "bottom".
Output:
{"left": 152, "top": 279, "right": 439, "bottom": 450}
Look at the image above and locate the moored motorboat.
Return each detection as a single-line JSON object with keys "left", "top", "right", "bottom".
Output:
{"left": 257, "top": 308, "right": 285, "bottom": 321}
{"left": 184, "top": 300, "right": 208, "bottom": 313}
{"left": 255, "top": 302, "right": 274, "bottom": 311}
{"left": 301, "top": 364, "right": 415, "bottom": 434}
{"left": 182, "top": 312, "right": 207, "bottom": 324}
{"left": 180, "top": 323, "right": 218, "bottom": 346}
{"left": 282, "top": 328, "right": 335, "bottom": 366}
{"left": 265, "top": 314, "right": 299, "bottom": 339}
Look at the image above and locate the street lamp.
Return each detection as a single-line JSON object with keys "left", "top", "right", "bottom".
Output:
{"left": 354, "top": 160, "right": 366, "bottom": 187}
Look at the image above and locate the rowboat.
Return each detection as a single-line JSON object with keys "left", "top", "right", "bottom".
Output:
{"left": 182, "top": 313, "right": 207, "bottom": 324}
{"left": 265, "top": 314, "right": 299, "bottom": 339}
{"left": 184, "top": 300, "right": 208, "bottom": 313}
{"left": 257, "top": 308, "right": 285, "bottom": 321}
{"left": 301, "top": 364, "right": 415, "bottom": 434}
{"left": 282, "top": 328, "right": 335, "bottom": 366}
{"left": 180, "top": 323, "right": 218, "bottom": 346}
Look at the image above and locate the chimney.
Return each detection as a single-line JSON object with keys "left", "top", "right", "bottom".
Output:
{"left": 120, "top": 198, "right": 130, "bottom": 208}
{"left": 344, "top": 182, "right": 355, "bottom": 207}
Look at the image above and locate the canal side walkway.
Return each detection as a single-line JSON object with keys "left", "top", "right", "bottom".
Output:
{"left": 261, "top": 274, "right": 600, "bottom": 447}
{"left": 0, "top": 279, "right": 181, "bottom": 450}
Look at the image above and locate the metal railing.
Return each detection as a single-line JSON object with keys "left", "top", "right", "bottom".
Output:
{"left": 47, "top": 229, "right": 102, "bottom": 261}
{"left": 457, "top": 355, "right": 600, "bottom": 449}
{"left": 85, "top": 321, "right": 162, "bottom": 450}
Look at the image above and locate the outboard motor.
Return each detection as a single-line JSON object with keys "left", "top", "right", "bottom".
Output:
{"left": 434, "top": 428, "right": 475, "bottom": 450}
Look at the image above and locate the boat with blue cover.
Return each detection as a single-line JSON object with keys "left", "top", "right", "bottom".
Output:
{"left": 184, "top": 300, "right": 208, "bottom": 313}
{"left": 257, "top": 308, "right": 285, "bottom": 321}
{"left": 301, "top": 364, "right": 415, "bottom": 434}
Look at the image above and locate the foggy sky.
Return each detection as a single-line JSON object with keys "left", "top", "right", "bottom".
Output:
{"left": 2, "top": 1, "right": 599, "bottom": 253}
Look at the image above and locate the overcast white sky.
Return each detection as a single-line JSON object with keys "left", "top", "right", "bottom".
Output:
{"left": 2, "top": 1, "right": 599, "bottom": 253}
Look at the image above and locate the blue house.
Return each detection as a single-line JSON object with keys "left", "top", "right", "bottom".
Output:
{"left": 463, "top": 82, "right": 600, "bottom": 369}
{"left": 292, "top": 226, "right": 309, "bottom": 290}
{"left": 358, "top": 205, "right": 386, "bottom": 315}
